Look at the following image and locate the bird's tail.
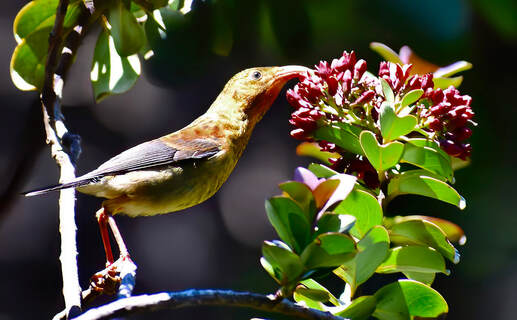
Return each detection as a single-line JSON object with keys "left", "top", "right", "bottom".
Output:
{"left": 23, "top": 177, "right": 97, "bottom": 197}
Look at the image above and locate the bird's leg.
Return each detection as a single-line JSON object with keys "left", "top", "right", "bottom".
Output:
{"left": 95, "top": 207, "right": 114, "bottom": 266}
{"left": 107, "top": 215, "right": 131, "bottom": 262}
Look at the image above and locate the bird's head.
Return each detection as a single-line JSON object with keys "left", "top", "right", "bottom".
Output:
{"left": 209, "top": 66, "right": 310, "bottom": 125}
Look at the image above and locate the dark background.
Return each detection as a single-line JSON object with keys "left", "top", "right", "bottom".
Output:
{"left": 1, "top": 0, "right": 516, "bottom": 319}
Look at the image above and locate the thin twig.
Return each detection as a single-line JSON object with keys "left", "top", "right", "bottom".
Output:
{"left": 71, "top": 290, "right": 344, "bottom": 320}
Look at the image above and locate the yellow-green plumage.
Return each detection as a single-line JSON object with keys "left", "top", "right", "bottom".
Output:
{"left": 28, "top": 66, "right": 309, "bottom": 218}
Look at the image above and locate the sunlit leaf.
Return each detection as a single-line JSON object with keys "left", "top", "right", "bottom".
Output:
{"left": 387, "top": 170, "right": 465, "bottom": 209}
{"left": 401, "top": 140, "right": 453, "bottom": 181}
{"left": 391, "top": 215, "right": 466, "bottom": 244}
{"left": 389, "top": 219, "right": 459, "bottom": 263}
{"left": 91, "top": 30, "right": 141, "bottom": 102}
{"left": 369, "top": 42, "right": 403, "bottom": 64}
{"left": 314, "top": 122, "right": 364, "bottom": 156}
{"left": 433, "top": 76, "right": 463, "bottom": 89}
{"left": 262, "top": 240, "right": 304, "bottom": 284}
{"left": 400, "top": 89, "right": 423, "bottom": 108}
{"left": 403, "top": 271, "right": 435, "bottom": 286}
{"left": 333, "top": 188, "right": 383, "bottom": 239}
{"left": 316, "top": 213, "right": 355, "bottom": 236}
{"left": 379, "top": 78, "right": 394, "bottom": 103}
{"left": 360, "top": 131, "right": 404, "bottom": 172}
{"left": 376, "top": 246, "right": 447, "bottom": 275}
{"left": 308, "top": 163, "right": 339, "bottom": 179}
{"left": 279, "top": 181, "right": 316, "bottom": 222}
{"left": 335, "top": 295, "right": 377, "bottom": 320}
{"left": 300, "top": 278, "right": 341, "bottom": 306}
{"left": 301, "top": 233, "right": 356, "bottom": 269}
{"left": 265, "top": 196, "right": 311, "bottom": 253}
{"left": 373, "top": 280, "right": 448, "bottom": 319}
{"left": 379, "top": 102, "right": 417, "bottom": 141}
{"left": 108, "top": 1, "right": 146, "bottom": 56}
{"left": 334, "top": 226, "right": 389, "bottom": 295}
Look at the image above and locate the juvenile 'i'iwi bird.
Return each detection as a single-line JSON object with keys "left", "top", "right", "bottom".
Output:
{"left": 25, "top": 65, "right": 309, "bottom": 271}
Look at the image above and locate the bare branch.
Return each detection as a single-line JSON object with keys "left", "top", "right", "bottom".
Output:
{"left": 72, "top": 290, "right": 344, "bottom": 320}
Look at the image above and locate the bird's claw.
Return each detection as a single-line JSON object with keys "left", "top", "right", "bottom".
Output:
{"left": 89, "top": 255, "right": 131, "bottom": 296}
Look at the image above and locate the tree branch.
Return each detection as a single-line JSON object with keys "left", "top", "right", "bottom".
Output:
{"left": 41, "top": 1, "right": 90, "bottom": 318}
{"left": 71, "top": 290, "right": 344, "bottom": 320}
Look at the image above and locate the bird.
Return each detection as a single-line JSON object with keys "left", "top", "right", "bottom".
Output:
{"left": 24, "top": 65, "right": 309, "bottom": 271}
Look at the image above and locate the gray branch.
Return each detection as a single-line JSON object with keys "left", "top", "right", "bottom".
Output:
{"left": 72, "top": 289, "right": 344, "bottom": 320}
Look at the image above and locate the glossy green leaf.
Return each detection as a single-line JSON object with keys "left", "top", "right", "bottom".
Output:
{"left": 265, "top": 196, "right": 311, "bottom": 253}
{"left": 293, "top": 288, "right": 326, "bottom": 310}
{"left": 262, "top": 241, "right": 304, "bottom": 284}
{"left": 301, "top": 233, "right": 356, "bottom": 269}
{"left": 451, "top": 156, "right": 471, "bottom": 171}
{"left": 401, "top": 141, "right": 453, "bottom": 181}
{"left": 433, "top": 75, "right": 463, "bottom": 89}
{"left": 316, "top": 213, "right": 356, "bottom": 236}
{"left": 387, "top": 170, "right": 465, "bottom": 209}
{"left": 333, "top": 189, "right": 383, "bottom": 238}
{"left": 296, "top": 142, "right": 339, "bottom": 165}
{"left": 391, "top": 215, "right": 466, "bottom": 245}
{"left": 109, "top": 1, "right": 146, "bottom": 56}
{"left": 370, "top": 42, "right": 403, "bottom": 64}
{"left": 360, "top": 131, "right": 404, "bottom": 172}
{"left": 334, "top": 226, "right": 389, "bottom": 295}
{"left": 91, "top": 30, "right": 141, "bottom": 102}
{"left": 400, "top": 89, "right": 423, "bottom": 108}
{"left": 314, "top": 123, "right": 364, "bottom": 156}
{"left": 403, "top": 271, "right": 435, "bottom": 286}
{"left": 390, "top": 220, "right": 459, "bottom": 263}
{"left": 373, "top": 280, "right": 448, "bottom": 319}
{"left": 10, "top": 27, "right": 49, "bottom": 91}
{"left": 279, "top": 181, "right": 316, "bottom": 222}
{"left": 406, "top": 138, "right": 450, "bottom": 160}
{"left": 380, "top": 102, "right": 417, "bottom": 141}
{"left": 379, "top": 78, "right": 394, "bottom": 103}
{"left": 308, "top": 163, "right": 339, "bottom": 179}
{"left": 336, "top": 295, "right": 377, "bottom": 320}
{"left": 13, "top": 0, "right": 81, "bottom": 42}
{"left": 376, "top": 246, "right": 447, "bottom": 274}
{"left": 300, "top": 278, "right": 341, "bottom": 306}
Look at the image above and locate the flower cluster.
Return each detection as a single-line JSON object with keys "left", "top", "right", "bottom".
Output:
{"left": 287, "top": 50, "right": 475, "bottom": 186}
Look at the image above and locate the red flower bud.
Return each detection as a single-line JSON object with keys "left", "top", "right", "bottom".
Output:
{"left": 453, "top": 127, "right": 472, "bottom": 141}
{"left": 353, "top": 59, "right": 367, "bottom": 80}
{"left": 352, "top": 90, "right": 375, "bottom": 106}
{"left": 440, "top": 139, "right": 463, "bottom": 157}
{"left": 428, "top": 118, "right": 443, "bottom": 131}
{"left": 291, "top": 128, "right": 309, "bottom": 140}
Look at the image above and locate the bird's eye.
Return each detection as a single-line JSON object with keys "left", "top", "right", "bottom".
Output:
{"left": 250, "top": 70, "right": 262, "bottom": 80}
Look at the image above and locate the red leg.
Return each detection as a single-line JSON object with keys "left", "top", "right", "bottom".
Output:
{"left": 96, "top": 208, "right": 114, "bottom": 266}
{"left": 108, "top": 215, "right": 130, "bottom": 260}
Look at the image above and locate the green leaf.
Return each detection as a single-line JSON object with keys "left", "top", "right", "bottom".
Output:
{"left": 401, "top": 140, "right": 453, "bottom": 181}
{"left": 13, "top": 0, "right": 82, "bottom": 42}
{"left": 389, "top": 220, "right": 459, "bottom": 263}
{"left": 403, "top": 271, "right": 435, "bottom": 286}
{"left": 301, "top": 233, "right": 356, "bottom": 269}
{"left": 10, "top": 27, "right": 49, "bottom": 91}
{"left": 336, "top": 295, "right": 377, "bottom": 320}
{"left": 308, "top": 163, "right": 339, "bottom": 179}
{"left": 370, "top": 42, "right": 403, "bottom": 64}
{"left": 314, "top": 123, "right": 364, "bottom": 156}
{"left": 262, "top": 241, "right": 304, "bottom": 284}
{"left": 387, "top": 170, "right": 466, "bottom": 209}
{"left": 296, "top": 142, "right": 339, "bottom": 165}
{"left": 360, "top": 131, "right": 404, "bottom": 172}
{"left": 373, "top": 280, "right": 448, "bottom": 319}
{"left": 400, "top": 89, "right": 423, "bottom": 108}
{"left": 333, "top": 189, "right": 383, "bottom": 239}
{"left": 334, "top": 226, "right": 389, "bottom": 295}
{"left": 433, "top": 75, "right": 463, "bottom": 89}
{"left": 377, "top": 246, "right": 447, "bottom": 275}
{"left": 390, "top": 215, "right": 466, "bottom": 244}
{"left": 317, "top": 174, "right": 357, "bottom": 215}
{"left": 300, "top": 278, "right": 341, "bottom": 306}
{"left": 293, "top": 288, "right": 326, "bottom": 311}
{"left": 109, "top": 1, "right": 146, "bottom": 56}
{"left": 265, "top": 196, "right": 311, "bottom": 253}
{"left": 379, "top": 102, "right": 417, "bottom": 141}
{"left": 91, "top": 30, "right": 141, "bottom": 102}
{"left": 279, "top": 181, "right": 316, "bottom": 222}
{"left": 316, "top": 213, "right": 356, "bottom": 236}
{"left": 379, "top": 78, "right": 394, "bottom": 103}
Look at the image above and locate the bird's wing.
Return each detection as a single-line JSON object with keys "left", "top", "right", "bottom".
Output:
{"left": 87, "top": 137, "right": 222, "bottom": 178}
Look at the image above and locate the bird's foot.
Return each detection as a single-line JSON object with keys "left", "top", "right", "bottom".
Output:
{"left": 89, "top": 254, "right": 135, "bottom": 297}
